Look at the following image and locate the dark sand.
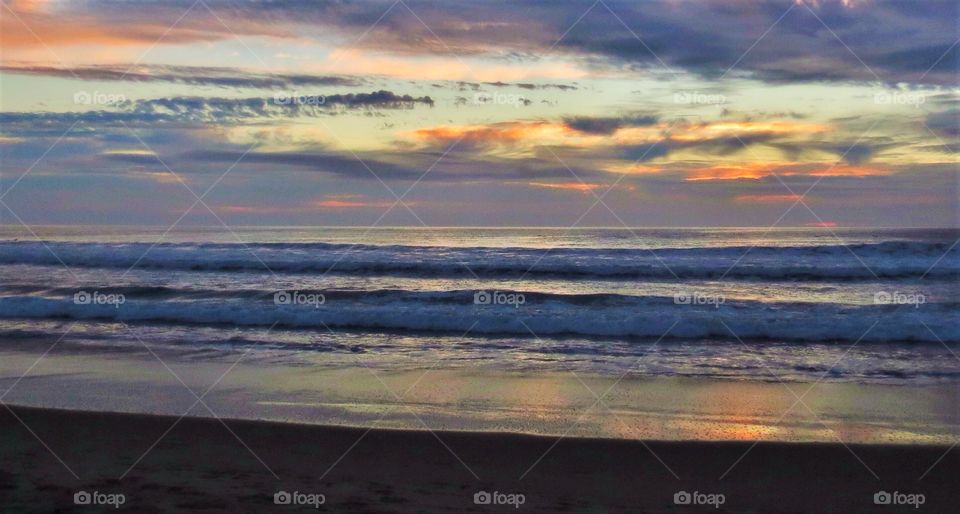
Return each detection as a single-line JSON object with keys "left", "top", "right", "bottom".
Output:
{"left": 1, "top": 405, "right": 956, "bottom": 513}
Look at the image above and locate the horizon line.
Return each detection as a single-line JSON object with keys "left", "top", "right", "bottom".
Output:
{"left": 1, "top": 224, "right": 958, "bottom": 230}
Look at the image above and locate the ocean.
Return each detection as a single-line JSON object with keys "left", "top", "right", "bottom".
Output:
{"left": 1, "top": 226, "right": 957, "bottom": 387}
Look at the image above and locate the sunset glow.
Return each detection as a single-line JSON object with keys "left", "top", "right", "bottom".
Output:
{"left": 0, "top": 0, "right": 955, "bottom": 227}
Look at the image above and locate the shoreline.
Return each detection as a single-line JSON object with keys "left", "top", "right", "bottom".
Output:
{"left": 3, "top": 401, "right": 957, "bottom": 448}
{"left": 2, "top": 405, "right": 958, "bottom": 512}
{"left": 5, "top": 400, "right": 959, "bottom": 446}
{"left": 2, "top": 347, "right": 957, "bottom": 445}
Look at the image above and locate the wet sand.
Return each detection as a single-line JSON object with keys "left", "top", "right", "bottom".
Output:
{"left": 1, "top": 405, "right": 957, "bottom": 513}
{"left": 2, "top": 348, "right": 958, "bottom": 445}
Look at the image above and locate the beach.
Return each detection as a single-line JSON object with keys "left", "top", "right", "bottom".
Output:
{"left": 1, "top": 344, "right": 957, "bottom": 512}
{"left": 1, "top": 347, "right": 957, "bottom": 445}
{"left": 3, "top": 0, "right": 959, "bottom": 510}
{"left": 2, "top": 405, "right": 956, "bottom": 513}
{"left": 0, "top": 227, "right": 957, "bottom": 511}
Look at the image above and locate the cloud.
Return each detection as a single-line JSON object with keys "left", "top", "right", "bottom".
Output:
{"left": 409, "top": 121, "right": 559, "bottom": 151}
{"left": 734, "top": 193, "right": 803, "bottom": 203}
{"left": 218, "top": 194, "right": 402, "bottom": 214}
{"left": 130, "top": 91, "right": 434, "bottom": 121}
{"left": 0, "top": 64, "right": 364, "bottom": 88}
{"left": 313, "top": 194, "right": 396, "bottom": 209}
{"left": 186, "top": 149, "right": 426, "bottom": 181}
{"left": 562, "top": 114, "right": 658, "bottom": 135}
{"left": 403, "top": 117, "right": 848, "bottom": 170}
{"left": 0, "top": 90, "right": 435, "bottom": 132}
{"left": 6, "top": 1, "right": 955, "bottom": 85}
{"left": 816, "top": 142, "right": 879, "bottom": 164}
{"left": 306, "top": 0, "right": 959, "bottom": 85}
{"left": 615, "top": 132, "right": 787, "bottom": 162}
{"left": 184, "top": 146, "right": 608, "bottom": 184}
{"left": 1, "top": 0, "right": 291, "bottom": 49}
{"left": 554, "top": 0, "right": 957, "bottom": 85}
{"left": 771, "top": 138, "right": 895, "bottom": 164}
{"left": 528, "top": 181, "right": 603, "bottom": 192}
{"left": 471, "top": 81, "right": 578, "bottom": 91}
{"left": 927, "top": 109, "right": 960, "bottom": 138}
{"left": 99, "top": 150, "right": 161, "bottom": 165}
{"left": 682, "top": 162, "right": 887, "bottom": 181}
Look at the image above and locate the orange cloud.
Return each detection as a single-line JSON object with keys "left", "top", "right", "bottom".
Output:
{"left": 734, "top": 194, "right": 803, "bottom": 203}
{"left": 408, "top": 119, "right": 835, "bottom": 160}
{"left": 686, "top": 162, "right": 887, "bottom": 181}
{"left": 314, "top": 199, "right": 387, "bottom": 208}
{"left": 0, "top": 4, "right": 289, "bottom": 53}
{"left": 411, "top": 122, "right": 561, "bottom": 146}
{"left": 314, "top": 200, "right": 364, "bottom": 208}
{"left": 802, "top": 164, "right": 885, "bottom": 177}
{"left": 796, "top": 0, "right": 861, "bottom": 8}
{"left": 698, "top": 120, "right": 830, "bottom": 136}
{"left": 2, "top": 15, "right": 213, "bottom": 49}
{"left": 218, "top": 205, "right": 288, "bottom": 215}
{"left": 7, "top": 0, "right": 47, "bottom": 13}
{"left": 528, "top": 181, "right": 602, "bottom": 192}
{"left": 411, "top": 121, "right": 671, "bottom": 151}
{"left": 686, "top": 164, "right": 772, "bottom": 181}
{"left": 134, "top": 171, "right": 182, "bottom": 185}
{"left": 603, "top": 163, "right": 663, "bottom": 175}
{"left": 313, "top": 194, "right": 397, "bottom": 209}
{"left": 220, "top": 195, "right": 399, "bottom": 214}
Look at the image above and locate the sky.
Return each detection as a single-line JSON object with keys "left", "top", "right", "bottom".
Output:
{"left": 0, "top": 0, "right": 957, "bottom": 227}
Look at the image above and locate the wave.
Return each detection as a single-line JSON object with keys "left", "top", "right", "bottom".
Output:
{"left": 1, "top": 292, "right": 957, "bottom": 343}
{"left": 0, "top": 240, "right": 956, "bottom": 280}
